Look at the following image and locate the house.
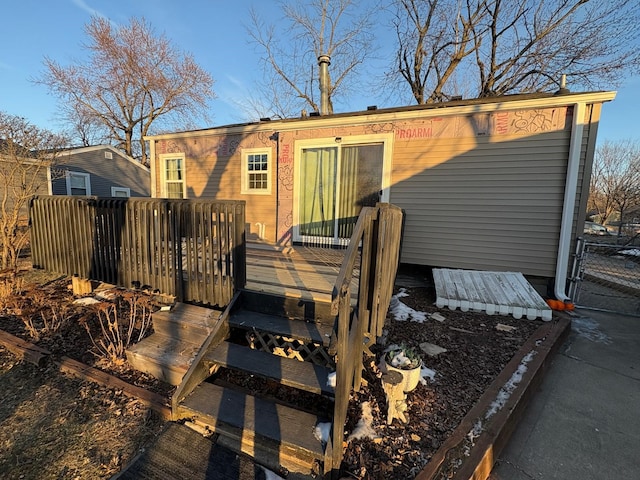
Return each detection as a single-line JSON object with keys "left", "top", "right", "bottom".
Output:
{"left": 49, "top": 145, "right": 150, "bottom": 198}
{"left": 144, "top": 90, "right": 616, "bottom": 298}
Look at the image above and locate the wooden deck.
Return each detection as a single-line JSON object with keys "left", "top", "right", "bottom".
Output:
{"left": 245, "top": 244, "right": 358, "bottom": 304}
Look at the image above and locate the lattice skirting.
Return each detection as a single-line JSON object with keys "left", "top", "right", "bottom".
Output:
{"left": 246, "top": 329, "right": 335, "bottom": 369}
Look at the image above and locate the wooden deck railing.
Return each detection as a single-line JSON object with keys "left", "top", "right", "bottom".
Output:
{"left": 327, "top": 203, "right": 403, "bottom": 475}
{"left": 29, "top": 196, "right": 246, "bottom": 307}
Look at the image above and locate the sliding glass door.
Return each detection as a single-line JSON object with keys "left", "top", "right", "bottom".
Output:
{"left": 298, "top": 143, "right": 383, "bottom": 246}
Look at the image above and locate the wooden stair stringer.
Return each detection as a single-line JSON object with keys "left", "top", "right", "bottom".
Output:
{"left": 170, "top": 292, "right": 239, "bottom": 414}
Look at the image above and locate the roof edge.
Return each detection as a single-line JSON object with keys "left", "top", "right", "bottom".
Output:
{"left": 145, "top": 90, "right": 617, "bottom": 141}
{"left": 62, "top": 145, "right": 150, "bottom": 172}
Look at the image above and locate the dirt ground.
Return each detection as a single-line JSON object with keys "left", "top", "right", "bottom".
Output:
{"left": 0, "top": 349, "right": 165, "bottom": 480}
{"left": 0, "top": 266, "right": 545, "bottom": 479}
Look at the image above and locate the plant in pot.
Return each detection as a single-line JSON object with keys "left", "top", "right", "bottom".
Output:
{"left": 382, "top": 343, "right": 423, "bottom": 392}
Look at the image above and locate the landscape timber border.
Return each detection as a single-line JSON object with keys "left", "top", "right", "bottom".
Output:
{"left": 415, "top": 313, "right": 571, "bottom": 480}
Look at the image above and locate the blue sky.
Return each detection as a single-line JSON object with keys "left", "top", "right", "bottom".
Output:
{"left": 0, "top": 0, "right": 637, "bottom": 144}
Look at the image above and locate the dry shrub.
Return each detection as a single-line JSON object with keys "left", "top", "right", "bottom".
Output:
{"left": 0, "top": 269, "right": 22, "bottom": 308}
{"left": 0, "top": 276, "right": 71, "bottom": 341}
{"left": 80, "top": 290, "right": 154, "bottom": 366}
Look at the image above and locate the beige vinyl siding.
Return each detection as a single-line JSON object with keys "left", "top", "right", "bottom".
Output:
{"left": 391, "top": 131, "right": 571, "bottom": 277}
{"left": 156, "top": 136, "right": 278, "bottom": 243}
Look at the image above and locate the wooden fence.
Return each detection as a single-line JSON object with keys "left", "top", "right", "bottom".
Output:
{"left": 29, "top": 196, "right": 246, "bottom": 307}
{"left": 327, "top": 203, "right": 403, "bottom": 474}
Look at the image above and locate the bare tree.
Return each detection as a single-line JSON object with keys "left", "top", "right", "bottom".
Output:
{"left": 248, "top": 0, "right": 378, "bottom": 117}
{"left": 390, "top": 0, "right": 486, "bottom": 103}
{"left": 0, "top": 113, "right": 68, "bottom": 270}
{"left": 391, "top": 0, "right": 640, "bottom": 103}
{"left": 38, "top": 17, "right": 215, "bottom": 163}
{"left": 588, "top": 139, "right": 640, "bottom": 235}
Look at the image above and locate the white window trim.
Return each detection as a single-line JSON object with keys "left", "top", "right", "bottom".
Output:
{"left": 111, "top": 186, "right": 131, "bottom": 197}
{"left": 241, "top": 148, "right": 272, "bottom": 195}
{"left": 160, "top": 153, "right": 186, "bottom": 199}
{"left": 65, "top": 171, "right": 91, "bottom": 196}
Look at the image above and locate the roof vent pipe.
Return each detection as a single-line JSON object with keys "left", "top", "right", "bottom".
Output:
{"left": 318, "top": 55, "right": 331, "bottom": 116}
{"left": 555, "top": 74, "right": 570, "bottom": 95}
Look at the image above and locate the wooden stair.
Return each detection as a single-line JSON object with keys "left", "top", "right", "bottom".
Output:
{"left": 126, "top": 303, "right": 222, "bottom": 385}
{"left": 128, "top": 290, "right": 338, "bottom": 477}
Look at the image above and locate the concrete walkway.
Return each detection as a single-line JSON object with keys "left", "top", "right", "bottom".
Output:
{"left": 489, "top": 309, "right": 640, "bottom": 479}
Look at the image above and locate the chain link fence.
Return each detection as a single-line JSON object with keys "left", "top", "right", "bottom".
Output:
{"left": 569, "top": 237, "right": 640, "bottom": 316}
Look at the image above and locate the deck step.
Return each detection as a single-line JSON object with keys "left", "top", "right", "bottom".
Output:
{"left": 229, "top": 309, "right": 334, "bottom": 347}
{"left": 240, "top": 289, "right": 334, "bottom": 323}
{"left": 178, "top": 382, "right": 327, "bottom": 470}
{"left": 152, "top": 303, "right": 221, "bottom": 344}
{"left": 126, "top": 333, "right": 200, "bottom": 385}
{"left": 205, "top": 342, "right": 335, "bottom": 396}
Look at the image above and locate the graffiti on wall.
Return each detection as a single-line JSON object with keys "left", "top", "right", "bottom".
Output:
{"left": 158, "top": 140, "right": 181, "bottom": 154}
{"left": 393, "top": 107, "right": 567, "bottom": 141}
{"left": 277, "top": 137, "right": 294, "bottom": 244}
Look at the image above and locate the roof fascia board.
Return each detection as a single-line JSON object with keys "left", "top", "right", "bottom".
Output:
{"left": 145, "top": 91, "right": 617, "bottom": 141}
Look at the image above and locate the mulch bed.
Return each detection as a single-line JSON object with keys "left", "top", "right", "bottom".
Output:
{"left": 340, "top": 286, "right": 544, "bottom": 479}
{"left": 0, "top": 268, "right": 550, "bottom": 479}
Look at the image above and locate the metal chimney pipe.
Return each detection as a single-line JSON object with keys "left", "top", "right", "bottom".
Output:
{"left": 318, "top": 54, "right": 331, "bottom": 115}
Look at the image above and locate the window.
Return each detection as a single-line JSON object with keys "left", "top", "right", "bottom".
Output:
{"left": 66, "top": 171, "right": 91, "bottom": 196}
{"left": 242, "top": 149, "right": 271, "bottom": 195}
{"left": 111, "top": 187, "right": 130, "bottom": 197}
{"left": 162, "top": 155, "right": 185, "bottom": 198}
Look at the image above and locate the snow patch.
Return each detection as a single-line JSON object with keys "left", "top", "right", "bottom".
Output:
{"left": 572, "top": 316, "right": 611, "bottom": 344}
{"left": 390, "top": 289, "right": 428, "bottom": 323}
{"left": 464, "top": 350, "right": 537, "bottom": 454}
{"left": 259, "top": 466, "right": 286, "bottom": 480}
{"left": 388, "top": 350, "right": 414, "bottom": 368}
{"left": 326, "top": 371, "right": 336, "bottom": 389}
{"left": 348, "top": 401, "right": 379, "bottom": 442}
{"left": 485, "top": 351, "right": 536, "bottom": 419}
{"left": 73, "top": 297, "right": 101, "bottom": 305}
{"left": 419, "top": 366, "right": 436, "bottom": 384}
{"left": 620, "top": 248, "right": 640, "bottom": 257}
{"left": 314, "top": 422, "right": 331, "bottom": 446}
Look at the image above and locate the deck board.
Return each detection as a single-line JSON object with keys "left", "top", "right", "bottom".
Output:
{"left": 180, "top": 382, "right": 326, "bottom": 459}
{"left": 246, "top": 245, "right": 358, "bottom": 303}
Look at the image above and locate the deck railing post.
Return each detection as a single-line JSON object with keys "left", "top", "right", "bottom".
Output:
{"left": 233, "top": 202, "right": 246, "bottom": 292}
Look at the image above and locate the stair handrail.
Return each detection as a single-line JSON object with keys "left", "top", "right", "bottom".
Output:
{"left": 328, "top": 206, "right": 374, "bottom": 475}
{"left": 327, "top": 203, "right": 403, "bottom": 476}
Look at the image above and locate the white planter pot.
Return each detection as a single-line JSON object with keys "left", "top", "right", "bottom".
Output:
{"left": 382, "top": 358, "right": 422, "bottom": 392}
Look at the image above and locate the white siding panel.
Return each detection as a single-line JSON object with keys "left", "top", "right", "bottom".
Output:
{"left": 391, "top": 131, "right": 571, "bottom": 277}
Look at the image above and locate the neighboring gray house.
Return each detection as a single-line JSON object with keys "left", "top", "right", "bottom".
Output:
{"left": 50, "top": 145, "right": 150, "bottom": 198}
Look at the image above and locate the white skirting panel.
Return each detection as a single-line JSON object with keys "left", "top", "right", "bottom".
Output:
{"left": 432, "top": 268, "right": 552, "bottom": 321}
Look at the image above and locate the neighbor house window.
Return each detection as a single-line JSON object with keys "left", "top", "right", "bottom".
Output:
{"left": 241, "top": 148, "right": 271, "bottom": 195}
{"left": 111, "top": 187, "right": 130, "bottom": 197}
{"left": 162, "top": 155, "right": 185, "bottom": 198}
{"left": 66, "top": 171, "right": 91, "bottom": 196}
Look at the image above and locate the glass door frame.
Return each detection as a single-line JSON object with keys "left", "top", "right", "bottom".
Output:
{"left": 292, "top": 133, "right": 394, "bottom": 246}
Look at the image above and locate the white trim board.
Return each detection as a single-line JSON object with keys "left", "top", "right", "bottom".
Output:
{"left": 432, "top": 268, "right": 552, "bottom": 321}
